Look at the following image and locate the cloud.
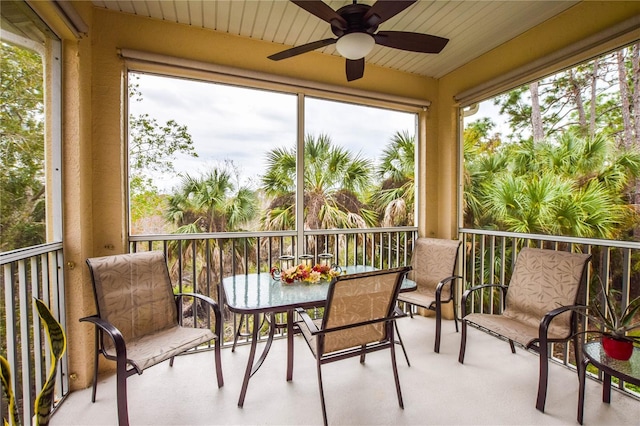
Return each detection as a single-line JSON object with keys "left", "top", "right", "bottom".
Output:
{"left": 130, "top": 72, "right": 415, "bottom": 192}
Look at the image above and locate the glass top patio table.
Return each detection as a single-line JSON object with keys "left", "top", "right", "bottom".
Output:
{"left": 222, "top": 265, "right": 416, "bottom": 313}
{"left": 221, "top": 265, "right": 415, "bottom": 408}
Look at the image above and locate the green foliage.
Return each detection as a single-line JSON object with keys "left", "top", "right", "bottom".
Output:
{"left": 370, "top": 130, "right": 416, "bottom": 227}
{"left": 0, "top": 42, "right": 45, "bottom": 251}
{"left": 465, "top": 129, "right": 640, "bottom": 239}
{"left": 33, "top": 299, "right": 66, "bottom": 426}
{"left": 129, "top": 176, "right": 171, "bottom": 234}
{"left": 1, "top": 355, "right": 18, "bottom": 426}
{"left": 128, "top": 77, "right": 198, "bottom": 177}
{"left": 165, "top": 162, "right": 258, "bottom": 233}
{"left": 129, "top": 113, "right": 197, "bottom": 174}
{"left": 261, "top": 133, "right": 376, "bottom": 230}
{"left": 127, "top": 75, "right": 201, "bottom": 233}
{"left": 1, "top": 299, "right": 66, "bottom": 426}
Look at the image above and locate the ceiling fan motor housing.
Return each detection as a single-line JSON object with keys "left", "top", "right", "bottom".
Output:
{"left": 331, "top": 4, "right": 379, "bottom": 37}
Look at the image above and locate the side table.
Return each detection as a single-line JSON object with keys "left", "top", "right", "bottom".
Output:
{"left": 577, "top": 341, "right": 640, "bottom": 424}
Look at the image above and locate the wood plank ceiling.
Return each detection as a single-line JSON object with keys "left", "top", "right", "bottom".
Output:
{"left": 89, "top": 1, "right": 579, "bottom": 78}
{"left": 93, "top": 1, "right": 578, "bottom": 78}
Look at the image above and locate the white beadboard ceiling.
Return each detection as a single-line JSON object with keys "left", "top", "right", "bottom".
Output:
{"left": 91, "top": 1, "right": 578, "bottom": 79}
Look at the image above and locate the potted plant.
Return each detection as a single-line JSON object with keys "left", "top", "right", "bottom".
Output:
{"left": 576, "top": 278, "right": 640, "bottom": 361}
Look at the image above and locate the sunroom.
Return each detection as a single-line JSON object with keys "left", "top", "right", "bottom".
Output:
{"left": 1, "top": 1, "right": 640, "bottom": 425}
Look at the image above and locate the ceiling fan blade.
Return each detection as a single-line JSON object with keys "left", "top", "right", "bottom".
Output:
{"left": 374, "top": 31, "right": 449, "bottom": 54}
{"left": 346, "top": 58, "right": 365, "bottom": 82}
{"left": 268, "top": 38, "right": 337, "bottom": 61}
{"left": 291, "top": 0, "right": 347, "bottom": 30}
{"left": 364, "top": 1, "right": 416, "bottom": 26}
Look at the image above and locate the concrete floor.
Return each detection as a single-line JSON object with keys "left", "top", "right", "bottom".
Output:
{"left": 51, "top": 315, "right": 639, "bottom": 425}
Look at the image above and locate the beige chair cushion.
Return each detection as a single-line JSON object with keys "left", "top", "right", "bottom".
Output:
{"left": 398, "top": 238, "right": 460, "bottom": 307}
{"left": 103, "top": 326, "right": 215, "bottom": 371}
{"left": 88, "top": 251, "right": 181, "bottom": 353}
{"left": 319, "top": 270, "right": 402, "bottom": 355}
{"left": 466, "top": 247, "right": 591, "bottom": 347}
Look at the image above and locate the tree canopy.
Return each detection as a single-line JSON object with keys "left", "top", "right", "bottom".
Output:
{"left": 1, "top": 42, "right": 45, "bottom": 251}
{"left": 464, "top": 43, "right": 640, "bottom": 241}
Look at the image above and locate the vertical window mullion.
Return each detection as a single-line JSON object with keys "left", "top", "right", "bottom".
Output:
{"left": 296, "top": 93, "right": 305, "bottom": 260}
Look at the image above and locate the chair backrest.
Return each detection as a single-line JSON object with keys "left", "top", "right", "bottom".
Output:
{"left": 86, "top": 251, "right": 179, "bottom": 349}
{"left": 409, "top": 238, "right": 461, "bottom": 297}
{"left": 504, "top": 247, "right": 591, "bottom": 338}
{"left": 320, "top": 266, "right": 410, "bottom": 354}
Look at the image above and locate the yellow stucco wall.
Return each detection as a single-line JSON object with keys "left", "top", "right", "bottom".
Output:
{"left": 27, "top": 0, "right": 640, "bottom": 391}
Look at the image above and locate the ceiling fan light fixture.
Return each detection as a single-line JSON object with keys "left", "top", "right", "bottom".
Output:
{"left": 336, "top": 32, "right": 375, "bottom": 60}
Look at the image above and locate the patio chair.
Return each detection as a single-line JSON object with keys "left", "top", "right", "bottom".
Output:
{"left": 458, "top": 247, "right": 591, "bottom": 412}
{"left": 295, "top": 266, "right": 411, "bottom": 426}
{"left": 397, "top": 237, "right": 462, "bottom": 354}
{"left": 80, "top": 251, "right": 224, "bottom": 426}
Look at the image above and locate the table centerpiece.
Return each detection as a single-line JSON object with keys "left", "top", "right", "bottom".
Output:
{"left": 270, "top": 263, "right": 342, "bottom": 284}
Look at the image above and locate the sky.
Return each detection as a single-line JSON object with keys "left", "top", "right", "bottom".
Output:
{"left": 129, "top": 73, "right": 417, "bottom": 193}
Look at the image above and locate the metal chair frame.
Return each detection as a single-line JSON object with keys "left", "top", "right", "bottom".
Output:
{"left": 295, "top": 266, "right": 411, "bottom": 426}
{"left": 458, "top": 247, "right": 591, "bottom": 412}
{"left": 397, "top": 238, "right": 462, "bottom": 354}
{"left": 80, "top": 251, "right": 224, "bottom": 426}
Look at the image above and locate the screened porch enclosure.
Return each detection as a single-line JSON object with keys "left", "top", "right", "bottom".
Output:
{"left": 2, "top": 1, "right": 640, "bottom": 425}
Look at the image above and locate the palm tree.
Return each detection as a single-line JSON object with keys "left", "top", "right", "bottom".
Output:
{"left": 261, "top": 133, "right": 375, "bottom": 231}
{"left": 462, "top": 119, "right": 508, "bottom": 229}
{"left": 165, "top": 164, "right": 259, "bottom": 284}
{"left": 476, "top": 132, "right": 640, "bottom": 239}
{"left": 371, "top": 130, "right": 415, "bottom": 227}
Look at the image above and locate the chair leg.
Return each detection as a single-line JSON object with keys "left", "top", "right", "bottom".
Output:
{"left": 359, "top": 345, "right": 367, "bottom": 364}
{"left": 316, "top": 360, "right": 328, "bottom": 426}
{"left": 91, "top": 332, "right": 99, "bottom": 403}
{"left": 458, "top": 320, "right": 467, "bottom": 363}
{"left": 509, "top": 340, "right": 516, "bottom": 354}
{"left": 389, "top": 338, "right": 404, "bottom": 409}
{"left": 453, "top": 299, "right": 459, "bottom": 333}
{"left": 434, "top": 303, "right": 442, "bottom": 353}
{"left": 115, "top": 357, "right": 130, "bottom": 426}
{"left": 536, "top": 342, "right": 549, "bottom": 412}
{"left": 214, "top": 336, "right": 224, "bottom": 387}
{"left": 394, "top": 321, "right": 411, "bottom": 366}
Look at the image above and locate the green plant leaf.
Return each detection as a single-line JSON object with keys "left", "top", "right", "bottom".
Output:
{"left": 1, "top": 355, "right": 20, "bottom": 426}
{"left": 33, "top": 298, "right": 67, "bottom": 426}
{"left": 620, "top": 298, "right": 640, "bottom": 328}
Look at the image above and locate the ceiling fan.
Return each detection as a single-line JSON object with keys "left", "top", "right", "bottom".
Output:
{"left": 267, "top": 0, "right": 449, "bottom": 82}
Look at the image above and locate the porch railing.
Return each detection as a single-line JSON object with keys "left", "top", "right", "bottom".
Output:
{"left": 0, "top": 242, "right": 69, "bottom": 424}
{"left": 129, "top": 227, "right": 419, "bottom": 345}
{"left": 459, "top": 228, "right": 640, "bottom": 398}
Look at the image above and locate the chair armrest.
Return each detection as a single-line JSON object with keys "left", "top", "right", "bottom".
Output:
{"left": 435, "top": 275, "right": 462, "bottom": 303}
{"left": 79, "top": 315, "right": 127, "bottom": 359}
{"left": 460, "top": 283, "right": 509, "bottom": 318}
{"left": 295, "top": 307, "right": 320, "bottom": 334}
{"left": 538, "top": 304, "right": 586, "bottom": 343}
{"left": 176, "top": 292, "right": 223, "bottom": 336}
